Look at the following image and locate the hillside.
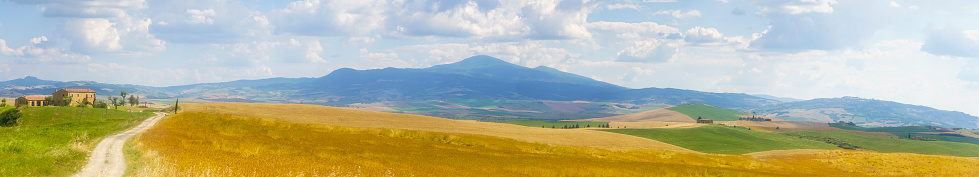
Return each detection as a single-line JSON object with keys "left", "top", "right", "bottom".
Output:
{"left": 785, "top": 131, "right": 979, "bottom": 157}
{"left": 602, "top": 125, "right": 839, "bottom": 154}
{"left": 753, "top": 96, "right": 979, "bottom": 128}
{"left": 666, "top": 103, "right": 752, "bottom": 121}
{"left": 578, "top": 107, "right": 693, "bottom": 123}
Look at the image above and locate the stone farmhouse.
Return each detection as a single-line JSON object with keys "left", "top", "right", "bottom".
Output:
{"left": 15, "top": 95, "right": 48, "bottom": 107}
{"left": 53, "top": 88, "right": 97, "bottom": 106}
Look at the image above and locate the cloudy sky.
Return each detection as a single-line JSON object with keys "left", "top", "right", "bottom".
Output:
{"left": 2, "top": 0, "right": 979, "bottom": 115}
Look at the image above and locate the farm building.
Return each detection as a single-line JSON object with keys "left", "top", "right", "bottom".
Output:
{"left": 53, "top": 88, "right": 96, "bottom": 106}
{"left": 15, "top": 95, "right": 48, "bottom": 107}
{"left": 697, "top": 118, "right": 714, "bottom": 124}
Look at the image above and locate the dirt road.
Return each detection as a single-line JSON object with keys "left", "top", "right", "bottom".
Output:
{"left": 75, "top": 112, "right": 166, "bottom": 177}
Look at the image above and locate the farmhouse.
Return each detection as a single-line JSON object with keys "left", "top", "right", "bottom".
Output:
{"left": 696, "top": 118, "right": 714, "bottom": 124}
{"left": 53, "top": 88, "right": 96, "bottom": 106}
{"left": 15, "top": 95, "right": 48, "bottom": 107}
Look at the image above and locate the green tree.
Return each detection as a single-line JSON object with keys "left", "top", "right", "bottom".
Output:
{"left": 0, "top": 109, "right": 21, "bottom": 127}
{"left": 62, "top": 96, "right": 73, "bottom": 107}
{"left": 0, "top": 98, "right": 6, "bottom": 107}
{"left": 44, "top": 96, "right": 52, "bottom": 106}
{"left": 128, "top": 95, "right": 137, "bottom": 107}
{"left": 551, "top": 125, "right": 555, "bottom": 128}
{"left": 119, "top": 91, "right": 128, "bottom": 107}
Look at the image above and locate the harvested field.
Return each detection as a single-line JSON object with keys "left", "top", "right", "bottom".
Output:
{"left": 607, "top": 122, "right": 705, "bottom": 129}
{"left": 578, "top": 108, "right": 693, "bottom": 123}
{"left": 180, "top": 103, "right": 696, "bottom": 152}
{"left": 745, "top": 149, "right": 829, "bottom": 159}
{"left": 717, "top": 121, "right": 828, "bottom": 129}
{"left": 762, "top": 150, "right": 979, "bottom": 176}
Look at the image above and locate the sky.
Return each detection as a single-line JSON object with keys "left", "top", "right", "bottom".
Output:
{"left": 2, "top": 0, "right": 979, "bottom": 116}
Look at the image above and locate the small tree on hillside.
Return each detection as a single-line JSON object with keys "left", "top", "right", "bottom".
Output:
{"left": 0, "top": 98, "right": 6, "bottom": 107}
{"left": 128, "top": 95, "right": 137, "bottom": 107}
{"left": 119, "top": 91, "right": 128, "bottom": 108}
{"left": 0, "top": 109, "right": 21, "bottom": 127}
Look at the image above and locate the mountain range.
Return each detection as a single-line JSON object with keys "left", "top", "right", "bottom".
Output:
{"left": 1, "top": 55, "right": 976, "bottom": 128}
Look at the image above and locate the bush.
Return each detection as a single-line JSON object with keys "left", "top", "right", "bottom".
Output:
{"left": 0, "top": 109, "right": 22, "bottom": 127}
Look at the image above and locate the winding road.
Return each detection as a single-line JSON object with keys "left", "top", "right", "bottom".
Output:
{"left": 75, "top": 112, "right": 167, "bottom": 177}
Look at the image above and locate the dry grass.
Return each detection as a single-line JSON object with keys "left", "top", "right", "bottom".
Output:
{"left": 179, "top": 103, "right": 696, "bottom": 152}
{"left": 607, "top": 122, "right": 705, "bottom": 129}
{"left": 763, "top": 149, "right": 979, "bottom": 176}
{"left": 134, "top": 112, "right": 791, "bottom": 176}
{"left": 135, "top": 103, "right": 979, "bottom": 176}
{"left": 579, "top": 108, "right": 693, "bottom": 123}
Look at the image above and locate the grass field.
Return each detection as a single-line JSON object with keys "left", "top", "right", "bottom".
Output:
{"left": 177, "top": 103, "right": 695, "bottom": 152}
{"left": 0, "top": 106, "right": 154, "bottom": 176}
{"left": 829, "top": 123, "right": 941, "bottom": 132}
{"left": 666, "top": 103, "right": 751, "bottom": 121}
{"left": 503, "top": 120, "right": 608, "bottom": 129}
{"left": 602, "top": 125, "right": 839, "bottom": 154}
{"left": 785, "top": 131, "right": 979, "bottom": 157}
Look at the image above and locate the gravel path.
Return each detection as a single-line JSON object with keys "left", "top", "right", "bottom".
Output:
{"left": 75, "top": 112, "right": 166, "bottom": 177}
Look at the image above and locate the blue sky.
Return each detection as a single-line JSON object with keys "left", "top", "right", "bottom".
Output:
{"left": 2, "top": 0, "right": 979, "bottom": 116}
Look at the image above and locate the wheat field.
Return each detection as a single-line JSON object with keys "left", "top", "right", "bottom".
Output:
{"left": 179, "top": 102, "right": 696, "bottom": 152}
{"left": 132, "top": 103, "right": 979, "bottom": 176}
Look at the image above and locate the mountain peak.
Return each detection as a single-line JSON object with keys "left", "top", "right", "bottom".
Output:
{"left": 23, "top": 76, "right": 40, "bottom": 80}
{"left": 432, "top": 55, "right": 522, "bottom": 70}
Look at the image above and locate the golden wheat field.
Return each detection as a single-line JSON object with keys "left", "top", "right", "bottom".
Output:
{"left": 132, "top": 103, "right": 979, "bottom": 176}
{"left": 134, "top": 113, "right": 789, "bottom": 176}
{"left": 179, "top": 102, "right": 695, "bottom": 152}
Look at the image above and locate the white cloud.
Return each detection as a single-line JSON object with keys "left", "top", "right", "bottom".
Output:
{"left": 186, "top": 9, "right": 216, "bottom": 24}
{"left": 62, "top": 18, "right": 123, "bottom": 53}
{"left": 521, "top": 0, "right": 594, "bottom": 40}
{"left": 0, "top": 37, "right": 91, "bottom": 63}
{"left": 586, "top": 21, "right": 680, "bottom": 40}
{"left": 616, "top": 39, "right": 678, "bottom": 63}
{"left": 685, "top": 26, "right": 724, "bottom": 43}
{"left": 270, "top": 0, "right": 386, "bottom": 37}
{"left": 890, "top": 1, "right": 900, "bottom": 7}
{"left": 750, "top": 0, "right": 838, "bottom": 15}
{"left": 606, "top": 3, "right": 641, "bottom": 10}
{"left": 652, "top": 10, "right": 701, "bottom": 18}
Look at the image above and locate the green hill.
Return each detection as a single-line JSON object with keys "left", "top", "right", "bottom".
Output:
{"left": 785, "top": 131, "right": 979, "bottom": 157}
{"left": 666, "top": 103, "right": 751, "bottom": 121}
{"left": 601, "top": 125, "right": 838, "bottom": 154}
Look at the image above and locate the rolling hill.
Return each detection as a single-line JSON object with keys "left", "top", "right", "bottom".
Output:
{"left": 752, "top": 96, "right": 979, "bottom": 128}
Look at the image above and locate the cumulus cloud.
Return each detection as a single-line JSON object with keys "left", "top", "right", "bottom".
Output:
{"left": 9, "top": 0, "right": 165, "bottom": 55}
{"left": 270, "top": 0, "right": 386, "bottom": 37}
{"left": 685, "top": 26, "right": 725, "bottom": 43}
{"left": 521, "top": 0, "right": 594, "bottom": 40}
{"left": 606, "top": 3, "right": 641, "bottom": 10}
{"left": 148, "top": 0, "right": 270, "bottom": 44}
{"left": 0, "top": 37, "right": 91, "bottom": 63}
{"left": 921, "top": 26, "right": 979, "bottom": 58}
{"left": 586, "top": 21, "right": 680, "bottom": 39}
{"left": 386, "top": 0, "right": 521, "bottom": 38}
{"left": 616, "top": 39, "right": 678, "bottom": 63}
{"left": 652, "top": 10, "right": 701, "bottom": 18}
{"left": 750, "top": 0, "right": 838, "bottom": 15}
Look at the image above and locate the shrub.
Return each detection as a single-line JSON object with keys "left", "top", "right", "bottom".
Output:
{"left": 0, "top": 109, "right": 22, "bottom": 127}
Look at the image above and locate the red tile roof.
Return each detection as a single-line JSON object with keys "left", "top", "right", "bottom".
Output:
{"left": 22, "top": 95, "right": 47, "bottom": 100}
{"left": 61, "top": 88, "right": 96, "bottom": 93}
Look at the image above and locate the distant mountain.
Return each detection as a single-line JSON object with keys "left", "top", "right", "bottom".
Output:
{"left": 752, "top": 96, "right": 979, "bottom": 129}
{"left": 0, "top": 76, "right": 168, "bottom": 98}
{"left": 752, "top": 94, "right": 803, "bottom": 102}
{"left": 300, "top": 55, "right": 629, "bottom": 101}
